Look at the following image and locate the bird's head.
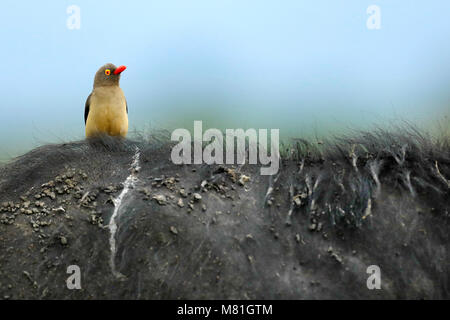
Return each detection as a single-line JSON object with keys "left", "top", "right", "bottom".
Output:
{"left": 93, "top": 63, "right": 126, "bottom": 88}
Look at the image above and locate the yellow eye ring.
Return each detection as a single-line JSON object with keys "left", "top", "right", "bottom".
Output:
{"left": 105, "top": 69, "right": 111, "bottom": 75}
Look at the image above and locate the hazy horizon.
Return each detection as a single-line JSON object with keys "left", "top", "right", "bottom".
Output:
{"left": 1, "top": 0, "right": 449, "bottom": 161}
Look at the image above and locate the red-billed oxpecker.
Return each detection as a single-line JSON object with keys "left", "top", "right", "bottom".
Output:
{"left": 85, "top": 63, "right": 128, "bottom": 138}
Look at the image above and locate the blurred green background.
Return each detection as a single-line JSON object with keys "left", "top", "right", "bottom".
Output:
{"left": 0, "top": 0, "right": 449, "bottom": 162}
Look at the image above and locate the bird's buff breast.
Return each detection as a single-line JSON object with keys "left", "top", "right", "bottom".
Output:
{"left": 86, "top": 87, "right": 128, "bottom": 138}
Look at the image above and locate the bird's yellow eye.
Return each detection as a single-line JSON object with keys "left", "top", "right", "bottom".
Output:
{"left": 105, "top": 69, "right": 111, "bottom": 75}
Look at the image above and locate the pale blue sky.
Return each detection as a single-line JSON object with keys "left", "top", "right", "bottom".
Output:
{"left": 0, "top": 1, "right": 449, "bottom": 159}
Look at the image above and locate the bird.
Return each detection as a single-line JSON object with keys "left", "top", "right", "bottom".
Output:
{"left": 84, "top": 63, "right": 128, "bottom": 138}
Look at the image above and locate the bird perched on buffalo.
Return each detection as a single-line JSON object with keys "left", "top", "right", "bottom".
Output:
{"left": 84, "top": 63, "right": 128, "bottom": 138}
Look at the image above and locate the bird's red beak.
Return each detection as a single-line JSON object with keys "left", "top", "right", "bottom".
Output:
{"left": 114, "top": 65, "right": 126, "bottom": 75}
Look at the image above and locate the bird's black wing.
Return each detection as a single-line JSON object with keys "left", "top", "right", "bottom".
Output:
{"left": 126, "top": 99, "right": 128, "bottom": 113}
{"left": 84, "top": 93, "right": 92, "bottom": 124}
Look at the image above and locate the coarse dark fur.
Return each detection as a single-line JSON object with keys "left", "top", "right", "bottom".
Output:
{"left": 0, "top": 127, "right": 448, "bottom": 299}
